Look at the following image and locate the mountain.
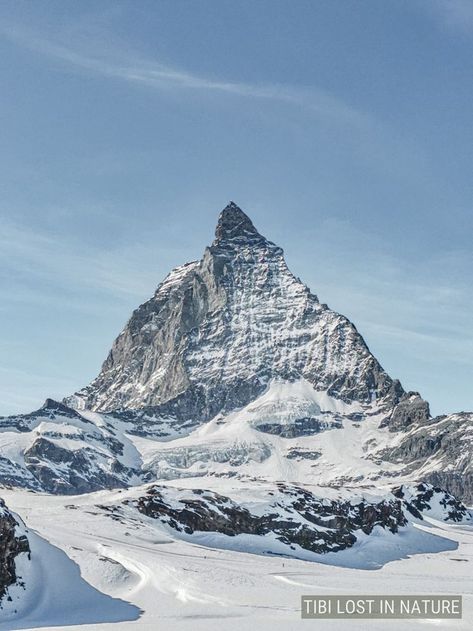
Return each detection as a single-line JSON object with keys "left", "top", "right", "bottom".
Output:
{"left": 0, "top": 202, "right": 471, "bottom": 498}
{"left": 0, "top": 202, "right": 473, "bottom": 576}
{"left": 0, "top": 203, "right": 471, "bottom": 502}
{"left": 65, "top": 202, "right": 403, "bottom": 418}
{"left": 1, "top": 201, "right": 472, "bottom": 623}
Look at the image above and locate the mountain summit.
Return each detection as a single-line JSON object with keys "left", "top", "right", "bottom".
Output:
{"left": 214, "top": 201, "right": 261, "bottom": 242}
{"left": 66, "top": 203, "right": 401, "bottom": 416}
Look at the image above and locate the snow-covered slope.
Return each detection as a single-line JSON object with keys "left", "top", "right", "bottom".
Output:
{"left": 0, "top": 494, "right": 139, "bottom": 629}
{"left": 2, "top": 378, "right": 469, "bottom": 506}
{"left": 1, "top": 486, "right": 472, "bottom": 630}
{"left": 0, "top": 399, "right": 148, "bottom": 494}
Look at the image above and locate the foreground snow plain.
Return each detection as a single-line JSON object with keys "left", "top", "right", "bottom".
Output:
{"left": 2, "top": 485, "right": 472, "bottom": 631}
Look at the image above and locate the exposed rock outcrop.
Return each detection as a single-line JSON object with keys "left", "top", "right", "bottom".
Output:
{"left": 0, "top": 400, "right": 149, "bottom": 495}
{"left": 132, "top": 483, "right": 407, "bottom": 555}
{"left": 383, "top": 412, "right": 473, "bottom": 502}
{"left": 23, "top": 437, "right": 137, "bottom": 495}
{"left": 0, "top": 499, "right": 30, "bottom": 606}
{"left": 393, "top": 483, "right": 471, "bottom": 523}
{"left": 255, "top": 416, "right": 342, "bottom": 437}
{"left": 380, "top": 392, "right": 430, "bottom": 432}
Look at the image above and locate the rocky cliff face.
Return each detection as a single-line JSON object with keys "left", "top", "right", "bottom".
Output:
{"left": 66, "top": 203, "right": 402, "bottom": 420}
{"left": 380, "top": 391, "right": 430, "bottom": 431}
{"left": 0, "top": 399, "right": 149, "bottom": 495}
{"left": 393, "top": 483, "right": 471, "bottom": 522}
{"left": 130, "top": 480, "right": 470, "bottom": 558}
{"left": 0, "top": 499, "right": 30, "bottom": 607}
{"left": 383, "top": 411, "right": 473, "bottom": 502}
{"left": 132, "top": 483, "right": 408, "bottom": 556}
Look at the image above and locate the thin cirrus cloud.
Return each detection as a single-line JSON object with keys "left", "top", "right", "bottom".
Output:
{"left": 0, "top": 220, "right": 170, "bottom": 303}
{"left": 0, "top": 22, "right": 371, "bottom": 129}
{"left": 427, "top": 0, "right": 473, "bottom": 33}
{"left": 0, "top": 22, "right": 431, "bottom": 184}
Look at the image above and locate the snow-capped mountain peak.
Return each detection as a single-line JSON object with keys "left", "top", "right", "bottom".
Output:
{"left": 214, "top": 201, "right": 263, "bottom": 243}
{"left": 5, "top": 203, "right": 468, "bottom": 507}
{"left": 65, "top": 203, "right": 401, "bottom": 417}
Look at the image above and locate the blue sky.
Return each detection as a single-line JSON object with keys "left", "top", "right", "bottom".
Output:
{"left": 0, "top": 0, "right": 472, "bottom": 416}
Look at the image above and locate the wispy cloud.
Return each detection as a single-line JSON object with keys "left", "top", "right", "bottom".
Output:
{"left": 0, "top": 20, "right": 432, "bottom": 185}
{"left": 0, "top": 23, "right": 370, "bottom": 129}
{"left": 0, "top": 218, "right": 182, "bottom": 309}
{"left": 422, "top": 0, "right": 473, "bottom": 34}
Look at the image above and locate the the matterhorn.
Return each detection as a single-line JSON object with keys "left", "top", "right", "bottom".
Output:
{"left": 0, "top": 203, "right": 471, "bottom": 629}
